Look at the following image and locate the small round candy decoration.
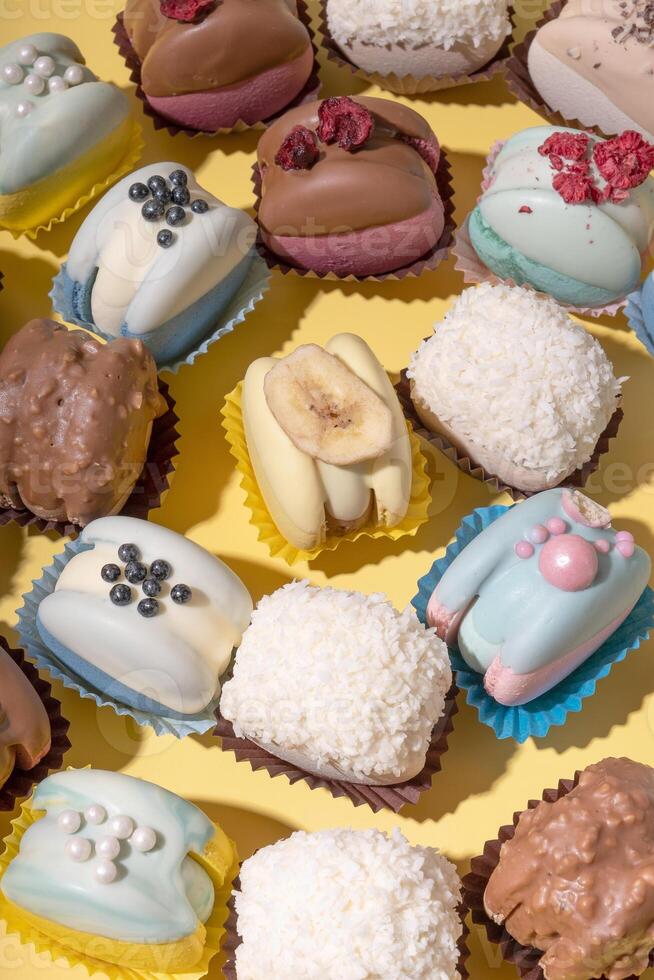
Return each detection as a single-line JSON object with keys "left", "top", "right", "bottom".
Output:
{"left": 118, "top": 543, "right": 140, "bottom": 563}
{"left": 63, "top": 64, "right": 84, "bottom": 86}
{"left": 108, "top": 814, "right": 134, "bottom": 840}
{"left": 131, "top": 826, "right": 157, "bottom": 852}
{"left": 129, "top": 182, "right": 149, "bottom": 202}
{"left": 18, "top": 44, "right": 37, "bottom": 66}
{"left": 125, "top": 560, "right": 147, "bottom": 584}
{"left": 142, "top": 577, "right": 161, "bottom": 597}
{"left": 24, "top": 73, "right": 45, "bottom": 96}
{"left": 101, "top": 563, "right": 121, "bottom": 583}
{"left": 33, "top": 55, "right": 55, "bottom": 78}
{"left": 95, "top": 859, "right": 117, "bottom": 885}
{"left": 58, "top": 809, "right": 81, "bottom": 835}
{"left": 2, "top": 63, "right": 23, "bottom": 85}
{"left": 157, "top": 229, "right": 174, "bottom": 249}
{"left": 171, "top": 583, "right": 192, "bottom": 604}
{"left": 85, "top": 804, "right": 107, "bottom": 825}
{"left": 15, "top": 101, "right": 33, "bottom": 118}
{"left": 150, "top": 559, "right": 171, "bottom": 581}
{"left": 138, "top": 598, "right": 159, "bottom": 618}
{"left": 47, "top": 76, "right": 67, "bottom": 94}
{"left": 97, "top": 836, "right": 121, "bottom": 860}
{"left": 110, "top": 583, "right": 132, "bottom": 607}
{"left": 65, "top": 838, "right": 93, "bottom": 863}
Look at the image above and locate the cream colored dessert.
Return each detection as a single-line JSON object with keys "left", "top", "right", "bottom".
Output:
{"left": 326, "top": 0, "right": 511, "bottom": 80}
{"left": 528, "top": 1, "right": 654, "bottom": 139}
{"left": 242, "top": 334, "right": 412, "bottom": 551}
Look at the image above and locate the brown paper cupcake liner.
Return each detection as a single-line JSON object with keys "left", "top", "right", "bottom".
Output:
{"left": 214, "top": 685, "right": 458, "bottom": 814}
{"left": 0, "top": 378, "right": 179, "bottom": 539}
{"left": 251, "top": 148, "right": 456, "bottom": 282}
{"left": 452, "top": 138, "right": 634, "bottom": 318}
{"left": 462, "top": 772, "right": 654, "bottom": 979}
{"left": 112, "top": 0, "right": 321, "bottom": 138}
{"left": 0, "top": 636, "right": 71, "bottom": 812}
{"left": 504, "top": 0, "right": 614, "bottom": 140}
{"left": 317, "top": 0, "right": 516, "bottom": 96}
{"left": 223, "top": 876, "right": 471, "bottom": 979}
{"left": 395, "top": 371, "right": 624, "bottom": 502}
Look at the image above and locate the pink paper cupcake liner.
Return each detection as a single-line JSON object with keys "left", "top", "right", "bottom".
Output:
{"left": 0, "top": 636, "right": 71, "bottom": 812}
{"left": 223, "top": 876, "right": 471, "bottom": 979}
{"left": 462, "top": 771, "right": 654, "bottom": 979}
{"left": 453, "top": 138, "right": 636, "bottom": 318}
{"left": 0, "top": 379, "right": 179, "bottom": 538}
{"left": 317, "top": 0, "right": 516, "bottom": 96}
{"left": 214, "top": 685, "right": 458, "bottom": 814}
{"left": 112, "top": 0, "right": 321, "bottom": 138}
{"left": 395, "top": 371, "right": 624, "bottom": 502}
{"left": 251, "top": 148, "right": 456, "bottom": 283}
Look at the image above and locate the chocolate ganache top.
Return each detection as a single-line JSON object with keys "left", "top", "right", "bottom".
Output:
{"left": 0, "top": 320, "right": 165, "bottom": 527}
{"left": 485, "top": 757, "right": 654, "bottom": 980}
{"left": 124, "top": 0, "right": 312, "bottom": 98}
{"left": 257, "top": 96, "right": 441, "bottom": 236}
{"left": 0, "top": 647, "right": 50, "bottom": 790}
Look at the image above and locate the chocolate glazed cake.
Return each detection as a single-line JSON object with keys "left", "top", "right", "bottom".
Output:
{"left": 0, "top": 319, "right": 166, "bottom": 527}
{"left": 256, "top": 96, "right": 445, "bottom": 276}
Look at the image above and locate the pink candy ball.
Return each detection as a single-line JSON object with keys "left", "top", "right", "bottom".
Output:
{"left": 539, "top": 534, "right": 599, "bottom": 592}
{"left": 529, "top": 524, "right": 549, "bottom": 544}
{"left": 546, "top": 517, "right": 567, "bottom": 536}
{"left": 594, "top": 539, "right": 610, "bottom": 555}
{"left": 515, "top": 540, "right": 535, "bottom": 560}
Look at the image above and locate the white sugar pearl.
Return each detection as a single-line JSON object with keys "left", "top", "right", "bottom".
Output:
{"left": 63, "top": 64, "right": 84, "bottom": 86}
{"left": 33, "top": 55, "right": 55, "bottom": 78}
{"left": 65, "top": 837, "right": 92, "bottom": 863}
{"left": 18, "top": 44, "right": 37, "bottom": 66}
{"left": 108, "top": 815, "right": 134, "bottom": 840}
{"left": 95, "top": 859, "right": 117, "bottom": 885}
{"left": 96, "top": 836, "right": 121, "bottom": 861}
{"left": 15, "top": 101, "right": 33, "bottom": 118}
{"left": 84, "top": 804, "right": 106, "bottom": 825}
{"left": 57, "top": 809, "right": 81, "bottom": 834}
{"left": 24, "top": 73, "right": 45, "bottom": 96}
{"left": 47, "top": 76, "right": 68, "bottom": 94}
{"left": 130, "top": 827, "right": 156, "bottom": 853}
{"left": 2, "top": 63, "right": 23, "bottom": 85}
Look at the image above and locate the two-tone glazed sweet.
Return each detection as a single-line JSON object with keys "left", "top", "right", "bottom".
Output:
{"left": 0, "top": 320, "right": 165, "bottom": 527}
{"left": 529, "top": 1, "right": 654, "bottom": 139}
{"left": 35, "top": 516, "right": 253, "bottom": 717}
{"left": 0, "top": 34, "right": 134, "bottom": 233}
{"left": 54, "top": 163, "right": 256, "bottom": 367}
{"left": 241, "top": 334, "right": 413, "bottom": 551}
{"left": 0, "top": 648, "right": 51, "bottom": 791}
{"left": 485, "top": 758, "right": 654, "bottom": 980}
{"left": 257, "top": 96, "right": 445, "bottom": 276}
{"left": 123, "top": 0, "right": 314, "bottom": 130}
{"left": 427, "top": 488, "right": 651, "bottom": 705}
{"left": 468, "top": 126, "right": 654, "bottom": 307}
{"left": 0, "top": 769, "right": 237, "bottom": 970}
{"left": 326, "top": 0, "right": 511, "bottom": 82}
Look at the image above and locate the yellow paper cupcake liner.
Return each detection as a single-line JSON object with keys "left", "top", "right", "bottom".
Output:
{"left": 2, "top": 117, "right": 144, "bottom": 240}
{"left": 221, "top": 382, "right": 431, "bottom": 566}
{"left": 0, "top": 796, "right": 238, "bottom": 980}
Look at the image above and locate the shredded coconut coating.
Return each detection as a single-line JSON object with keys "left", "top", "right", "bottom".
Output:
{"left": 235, "top": 827, "right": 463, "bottom": 980}
{"left": 220, "top": 581, "right": 452, "bottom": 783}
{"left": 407, "top": 283, "right": 622, "bottom": 482}
{"left": 326, "top": 0, "right": 510, "bottom": 51}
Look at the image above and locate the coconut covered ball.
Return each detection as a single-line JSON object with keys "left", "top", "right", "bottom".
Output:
{"left": 219, "top": 581, "right": 452, "bottom": 785}
{"left": 408, "top": 283, "right": 622, "bottom": 493}
{"left": 326, "top": 0, "right": 511, "bottom": 80}
{"left": 234, "top": 828, "right": 463, "bottom": 980}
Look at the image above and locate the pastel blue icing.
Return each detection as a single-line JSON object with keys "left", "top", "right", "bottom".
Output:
{"left": 636, "top": 273, "right": 654, "bottom": 354}
{"left": 55, "top": 249, "right": 254, "bottom": 367}
{"left": 0, "top": 34, "right": 129, "bottom": 194}
{"left": 35, "top": 619, "right": 195, "bottom": 720}
{"left": 432, "top": 489, "right": 651, "bottom": 676}
{"left": 468, "top": 207, "right": 624, "bottom": 308}
{"left": 1, "top": 769, "right": 216, "bottom": 943}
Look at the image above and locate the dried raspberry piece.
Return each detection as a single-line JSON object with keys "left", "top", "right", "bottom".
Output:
{"left": 552, "top": 162, "right": 596, "bottom": 204}
{"left": 160, "top": 0, "right": 215, "bottom": 22}
{"left": 519, "top": 205, "right": 533, "bottom": 214}
{"left": 274, "top": 126, "right": 319, "bottom": 171}
{"left": 316, "top": 97, "right": 374, "bottom": 152}
{"left": 593, "top": 130, "right": 654, "bottom": 193}
{"left": 538, "top": 132, "right": 590, "bottom": 162}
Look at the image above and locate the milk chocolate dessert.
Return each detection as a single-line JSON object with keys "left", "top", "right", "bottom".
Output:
{"left": 256, "top": 95, "right": 446, "bottom": 276}
{"left": 122, "top": 0, "right": 314, "bottom": 131}
{"left": 0, "top": 646, "right": 51, "bottom": 791}
{"left": 485, "top": 757, "right": 654, "bottom": 980}
{"left": 0, "top": 319, "right": 166, "bottom": 526}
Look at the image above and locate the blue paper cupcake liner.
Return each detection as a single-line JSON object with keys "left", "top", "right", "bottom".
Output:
{"left": 626, "top": 286, "right": 654, "bottom": 358}
{"left": 49, "top": 254, "right": 271, "bottom": 375}
{"left": 412, "top": 504, "right": 654, "bottom": 743}
{"left": 16, "top": 537, "right": 220, "bottom": 739}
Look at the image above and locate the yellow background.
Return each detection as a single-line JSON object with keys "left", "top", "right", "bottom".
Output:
{"left": 1, "top": 1, "right": 653, "bottom": 976}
